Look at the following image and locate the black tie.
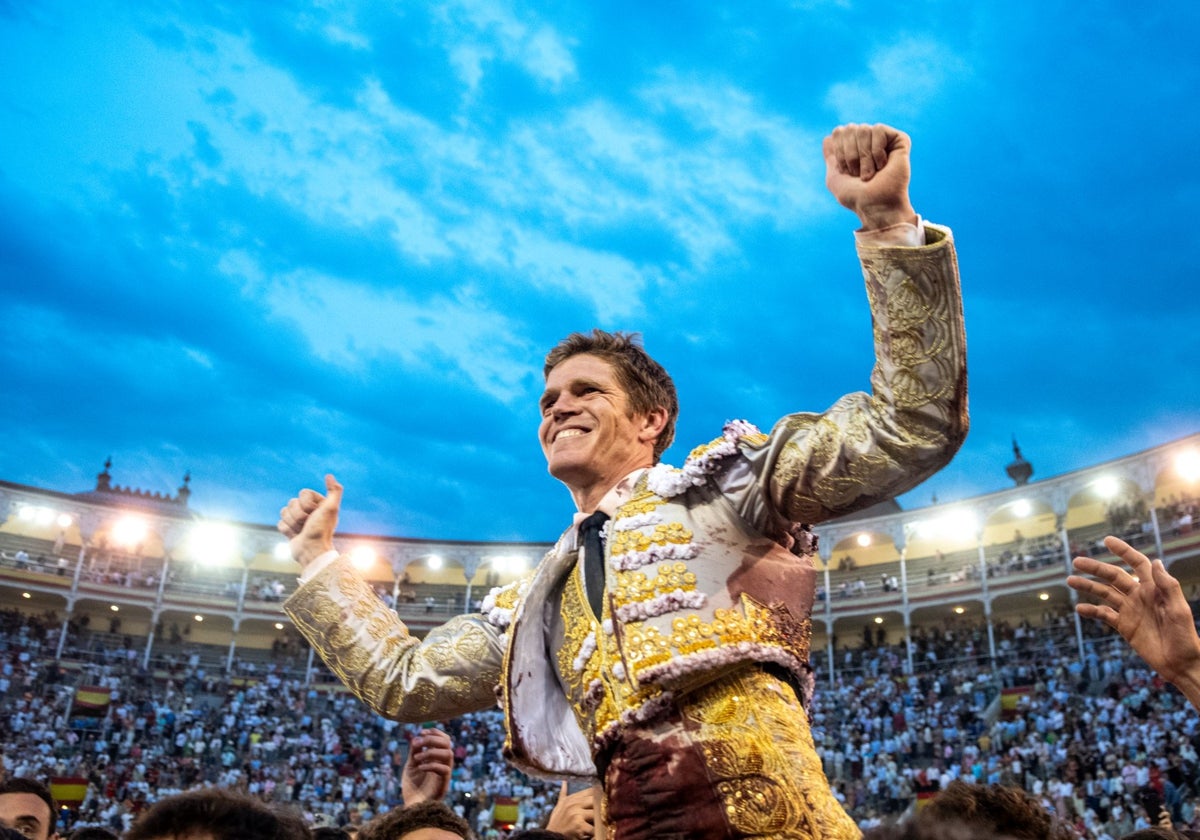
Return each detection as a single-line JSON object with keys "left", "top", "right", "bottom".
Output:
{"left": 578, "top": 511, "right": 610, "bottom": 619}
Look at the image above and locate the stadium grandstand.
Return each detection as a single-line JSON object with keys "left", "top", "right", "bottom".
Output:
{"left": 1, "top": 433, "right": 1199, "bottom": 836}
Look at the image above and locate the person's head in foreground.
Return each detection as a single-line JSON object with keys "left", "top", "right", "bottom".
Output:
{"left": 67, "top": 830, "right": 119, "bottom": 840}
{"left": 311, "top": 828, "right": 352, "bottom": 840}
{"left": 122, "top": 787, "right": 310, "bottom": 840}
{"left": 357, "top": 801, "right": 473, "bottom": 840}
{"left": 916, "top": 780, "right": 1075, "bottom": 840}
{"left": 0, "top": 778, "right": 59, "bottom": 840}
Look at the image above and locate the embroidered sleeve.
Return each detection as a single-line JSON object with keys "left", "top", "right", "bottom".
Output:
{"left": 733, "top": 223, "right": 968, "bottom": 528}
{"left": 284, "top": 556, "right": 506, "bottom": 723}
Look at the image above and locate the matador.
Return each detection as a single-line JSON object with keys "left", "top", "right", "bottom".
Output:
{"left": 279, "top": 122, "right": 968, "bottom": 840}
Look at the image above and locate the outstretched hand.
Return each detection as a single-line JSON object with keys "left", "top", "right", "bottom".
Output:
{"left": 401, "top": 727, "right": 455, "bottom": 805}
{"left": 1068, "top": 535, "right": 1200, "bottom": 708}
{"left": 823, "top": 123, "right": 917, "bottom": 231}
{"left": 277, "top": 474, "right": 344, "bottom": 568}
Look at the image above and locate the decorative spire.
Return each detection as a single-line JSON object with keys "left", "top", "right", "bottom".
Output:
{"left": 95, "top": 456, "right": 113, "bottom": 491}
{"left": 1005, "top": 437, "right": 1034, "bottom": 486}
{"left": 177, "top": 471, "right": 192, "bottom": 506}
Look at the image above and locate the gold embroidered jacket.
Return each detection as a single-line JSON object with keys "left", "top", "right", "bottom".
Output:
{"left": 284, "top": 223, "right": 967, "bottom": 780}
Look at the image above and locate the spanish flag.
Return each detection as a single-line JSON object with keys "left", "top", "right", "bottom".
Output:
{"left": 1000, "top": 685, "right": 1032, "bottom": 720}
{"left": 916, "top": 788, "right": 939, "bottom": 811}
{"left": 50, "top": 777, "right": 89, "bottom": 808}
{"left": 72, "top": 686, "right": 111, "bottom": 716}
{"left": 492, "top": 796, "right": 520, "bottom": 827}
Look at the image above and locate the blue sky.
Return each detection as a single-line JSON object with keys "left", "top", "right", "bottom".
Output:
{"left": 1, "top": 1, "right": 1197, "bottom": 541}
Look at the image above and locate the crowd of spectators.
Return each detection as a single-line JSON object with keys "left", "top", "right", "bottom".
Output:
{"left": 3, "top": 527, "right": 1200, "bottom": 838}
{"left": 0, "top": 608, "right": 565, "bottom": 837}
{"left": 810, "top": 619, "right": 1200, "bottom": 839}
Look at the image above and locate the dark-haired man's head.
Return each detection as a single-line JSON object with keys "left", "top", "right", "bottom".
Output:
{"left": 863, "top": 816, "right": 1006, "bottom": 840}
{"left": 0, "top": 778, "right": 58, "bottom": 840}
{"left": 312, "top": 828, "right": 352, "bottom": 840}
{"left": 358, "top": 801, "right": 472, "bottom": 840}
{"left": 123, "top": 787, "right": 309, "bottom": 840}
{"left": 68, "top": 829, "right": 119, "bottom": 840}
{"left": 1120, "top": 831, "right": 1182, "bottom": 840}
{"left": 918, "top": 780, "right": 1074, "bottom": 840}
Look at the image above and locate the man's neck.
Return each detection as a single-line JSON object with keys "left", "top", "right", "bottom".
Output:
{"left": 570, "top": 468, "right": 647, "bottom": 516}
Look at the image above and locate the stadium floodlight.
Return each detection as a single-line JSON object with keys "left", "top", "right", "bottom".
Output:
{"left": 856, "top": 533, "right": 872, "bottom": 548}
{"left": 56, "top": 513, "right": 73, "bottom": 529}
{"left": 112, "top": 516, "right": 149, "bottom": 549}
{"left": 947, "top": 509, "right": 978, "bottom": 538}
{"left": 110, "top": 605, "right": 119, "bottom": 612}
{"left": 1011, "top": 499, "right": 1032, "bottom": 518}
{"left": 188, "top": 522, "right": 239, "bottom": 566}
{"left": 1177, "top": 449, "right": 1200, "bottom": 483}
{"left": 273, "top": 542, "right": 292, "bottom": 561}
{"left": 194, "top": 614, "right": 204, "bottom": 622}
{"left": 274, "top": 622, "right": 284, "bottom": 630}
{"left": 1093, "top": 476, "right": 1120, "bottom": 499}
{"left": 953, "top": 606, "right": 965, "bottom": 614}
{"left": 873, "top": 616, "right": 884, "bottom": 624}
{"left": 910, "top": 508, "right": 976, "bottom": 540}
{"left": 1038, "top": 592, "right": 1050, "bottom": 601}
{"left": 350, "top": 546, "right": 376, "bottom": 570}
{"left": 492, "top": 555, "right": 528, "bottom": 575}
{"left": 426, "top": 554, "right": 443, "bottom": 571}
{"left": 18, "top": 505, "right": 59, "bottom": 527}
{"left": 21, "top": 592, "right": 31, "bottom": 599}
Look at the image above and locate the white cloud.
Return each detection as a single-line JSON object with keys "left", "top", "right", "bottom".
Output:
{"left": 825, "top": 37, "right": 969, "bottom": 122}
{"left": 183, "top": 347, "right": 215, "bottom": 369}
{"left": 522, "top": 24, "right": 576, "bottom": 87}
{"left": 292, "top": 0, "right": 372, "bottom": 50}
{"left": 95, "top": 14, "right": 833, "bottom": 348}
{"left": 507, "top": 231, "right": 651, "bottom": 323}
{"left": 434, "top": 0, "right": 577, "bottom": 90}
{"left": 449, "top": 43, "right": 493, "bottom": 95}
{"left": 221, "top": 252, "right": 534, "bottom": 402}
{"left": 490, "top": 81, "right": 825, "bottom": 269}
{"left": 787, "top": 0, "right": 851, "bottom": 8}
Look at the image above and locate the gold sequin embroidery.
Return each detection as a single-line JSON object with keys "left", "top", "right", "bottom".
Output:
{"left": 490, "top": 580, "right": 524, "bottom": 612}
{"left": 615, "top": 489, "right": 669, "bottom": 518}
{"left": 683, "top": 670, "right": 860, "bottom": 839}
{"left": 555, "top": 559, "right": 666, "bottom": 745}
{"left": 623, "top": 595, "right": 812, "bottom": 679}
{"left": 612, "top": 562, "right": 698, "bottom": 604}
{"left": 740, "top": 431, "right": 769, "bottom": 447}
{"left": 609, "top": 522, "right": 692, "bottom": 555}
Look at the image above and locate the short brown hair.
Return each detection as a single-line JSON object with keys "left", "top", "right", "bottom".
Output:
{"left": 543, "top": 330, "right": 678, "bottom": 461}
{"left": 918, "top": 780, "right": 1073, "bottom": 840}
{"left": 124, "top": 788, "right": 309, "bottom": 840}
{"left": 359, "top": 801, "right": 473, "bottom": 840}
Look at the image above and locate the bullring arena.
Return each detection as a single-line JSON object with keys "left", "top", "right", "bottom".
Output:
{"left": 2, "top": 432, "right": 1199, "bottom": 836}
